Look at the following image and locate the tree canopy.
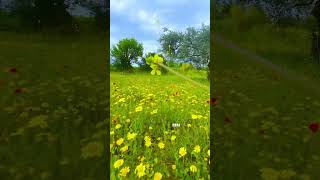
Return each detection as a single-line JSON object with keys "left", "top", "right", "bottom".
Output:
{"left": 159, "top": 25, "right": 210, "bottom": 68}
{"left": 111, "top": 38, "right": 144, "bottom": 71}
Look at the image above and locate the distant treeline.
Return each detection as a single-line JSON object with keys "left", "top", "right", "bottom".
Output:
{"left": 0, "top": 0, "right": 108, "bottom": 33}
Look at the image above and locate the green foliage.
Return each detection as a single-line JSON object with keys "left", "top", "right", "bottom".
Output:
{"left": 159, "top": 29, "right": 184, "bottom": 58}
{"left": 111, "top": 38, "right": 143, "bottom": 71}
{"left": 159, "top": 25, "right": 210, "bottom": 68}
{"left": 180, "top": 63, "right": 194, "bottom": 72}
{"left": 139, "top": 52, "right": 167, "bottom": 73}
{"left": 146, "top": 54, "right": 164, "bottom": 75}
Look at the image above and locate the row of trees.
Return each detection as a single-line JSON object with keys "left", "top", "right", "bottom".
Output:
{"left": 111, "top": 25, "right": 210, "bottom": 72}
{"left": 217, "top": 1, "right": 320, "bottom": 62}
{"left": 0, "top": 0, "right": 107, "bottom": 32}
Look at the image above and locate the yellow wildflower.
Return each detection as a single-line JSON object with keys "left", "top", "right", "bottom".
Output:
{"left": 158, "top": 142, "right": 165, "bottom": 149}
{"left": 145, "top": 140, "right": 152, "bottom": 147}
{"left": 179, "top": 147, "right": 187, "bottom": 158}
{"left": 113, "top": 159, "right": 124, "bottom": 169}
{"left": 120, "top": 145, "right": 128, "bottom": 153}
{"left": 127, "top": 132, "right": 137, "bottom": 140}
{"left": 119, "top": 166, "right": 130, "bottom": 177}
{"left": 154, "top": 172, "right": 162, "bottom": 180}
{"left": 172, "top": 165, "right": 176, "bottom": 170}
{"left": 190, "top": 165, "right": 197, "bottom": 173}
{"left": 115, "top": 124, "right": 122, "bottom": 129}
{"left": 135, "top": 163, "right": 146, "bottom": 178}
{"left": 135, "top": 106, "right": 143, "bottom": 112}
{"left": 118, "top": 98, "right": 125, "bottom": 103}
{"left": 116, "top": 138, "right": 124, "bottom": 146}
{"left": 187, "top": 124, "right": 192, "bottom": 128}
{"left": 171, "top": 135, "right": 176, "bottom": 141}
{"left": 193, "top": 145, "right": 201, "bottom": 153}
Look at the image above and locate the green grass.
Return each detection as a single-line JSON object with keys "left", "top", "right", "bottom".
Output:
{"left": 110, "top": 70, "right": 210, "bottom": 179}
{"left": 213, "top": 19, "right": 320, "bottom": 179}
{"left": 0, "top": 28, "right": 108, "bottom": 179}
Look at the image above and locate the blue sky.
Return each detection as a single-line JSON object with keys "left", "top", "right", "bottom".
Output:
{"left": 110, "top": 0, "right": 210, "bottom": 55}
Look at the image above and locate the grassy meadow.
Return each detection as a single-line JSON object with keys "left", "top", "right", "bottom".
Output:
{"left": 213, "top": 18, "right": 320, "bottom": 179}
{"left": 0, "top": 23, "right": 108, "bottom": 179}
{"left": 110, "top": 70, "right": 210, "bottom": 179}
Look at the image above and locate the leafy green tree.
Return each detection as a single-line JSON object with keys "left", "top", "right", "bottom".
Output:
{"left": 159, "top": 25, "right": 210, "bottom": 69}
{"left": 159, "top": 28, "right": 184, "bottom": 60}
{"left": 111, "top": 38, "right": 143, "bottom": 71}
{"left": 178, "top": 24, "right": 210, "bottom": 69}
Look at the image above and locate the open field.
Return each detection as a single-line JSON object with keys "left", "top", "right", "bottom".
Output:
{"left": 213, "top": 20, "right": 320, "bottom": 179}
{"left": 110, "top": 71, "right": 210, "bottom": 179}
{"left": 0, "top": 29, "right": 108, "bottom": 179}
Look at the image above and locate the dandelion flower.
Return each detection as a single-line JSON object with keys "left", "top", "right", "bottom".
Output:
{"left": 144, "top": 136, "right": 151, "bottom": 142}
{"left": 119, "top": 166, "right": 130, "bottom": 177}
{"left": 172, "top": 165, "right": 176, "bottom": 170}
{"left": 145, "top": 140, "right": 152, "bottom": 147}
{"left": 190, "top": 165, "right": 197, "bottom": 173}
{"left": 120, "top": 145, "right": 128, "bottom": 153}
{"left": 187, "top": 124, "right": 192, "bottom": 128}
{"left": 127, "top": 132, "right": 137, "bottom": 140}
{"left": 135, "top": 106, "right": 143, "bottom": 112}
{"left": 110, "top": 131, "right": 114, "bottom": 135}
{"left": 179, "top": 147, "right": 187, "bottom": 158}
{"left": 114, "top": 159, "right": 124, "bottom": 169}
{"left": 171, "top": 135, "right": 176, "bottom": 141}
{"left": 158, "top": 142, "right": 165, "bottom": 149}
{"left": 115, "top": 124, "right": 122, "bottom": 129}
{"left": 154, "top": 172, "right": 162, "bottom": 180}
{"left": 135, "top": 163, "right": 146, "bottom": 178}
{"left": 193, "top": 145, "right": 201, "bottom": 153}
{"left": 116, "top": 138, "right": 124, "bottom": 146}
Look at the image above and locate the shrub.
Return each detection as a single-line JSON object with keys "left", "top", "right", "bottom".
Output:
{"left": 180, "top": 63, "right": 194, "bottom": 72}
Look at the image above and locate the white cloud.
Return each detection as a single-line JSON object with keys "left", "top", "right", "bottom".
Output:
{"left": 154, "top": 0, "right": 192, "bottom": 5}
{"left": 110, "top": 0, "right": 135, "bottom": 13}
{"left": 141, "top": 40, "right": 160, "bottom": 54}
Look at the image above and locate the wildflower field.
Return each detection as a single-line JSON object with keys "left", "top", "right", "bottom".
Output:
{"left": 213, "top": 22, "right": 320, "bottom": 179}
{"left": 0, "top": 30, "right": 108, "bottom": 179}
{"left": 110, "top": 71, "right": 210, "bottom": 179}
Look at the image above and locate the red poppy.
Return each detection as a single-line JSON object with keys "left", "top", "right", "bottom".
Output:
{"left": 14, "top": 88, "right": 23, "bottom": 94}
{"left": 224, "top": 116, "right": 231, "bottom": 123}
{"left": 9, "top": 67, "right": 17, "bottom": 73}
{"left": 309, "top": 122, "right": 320, "bottom": 133}
{"left": 207, "top": 97, "right": 218, "bottom": 105}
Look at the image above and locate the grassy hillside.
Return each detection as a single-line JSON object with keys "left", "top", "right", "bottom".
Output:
{"left": 213, "top": 19, "right": 320, "bottom": 179}
{"left": 0, "top": 24, "right": 108, "bottom": 179}
{"left": 110, "top": 70, "right": 210, "bottom": 179}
